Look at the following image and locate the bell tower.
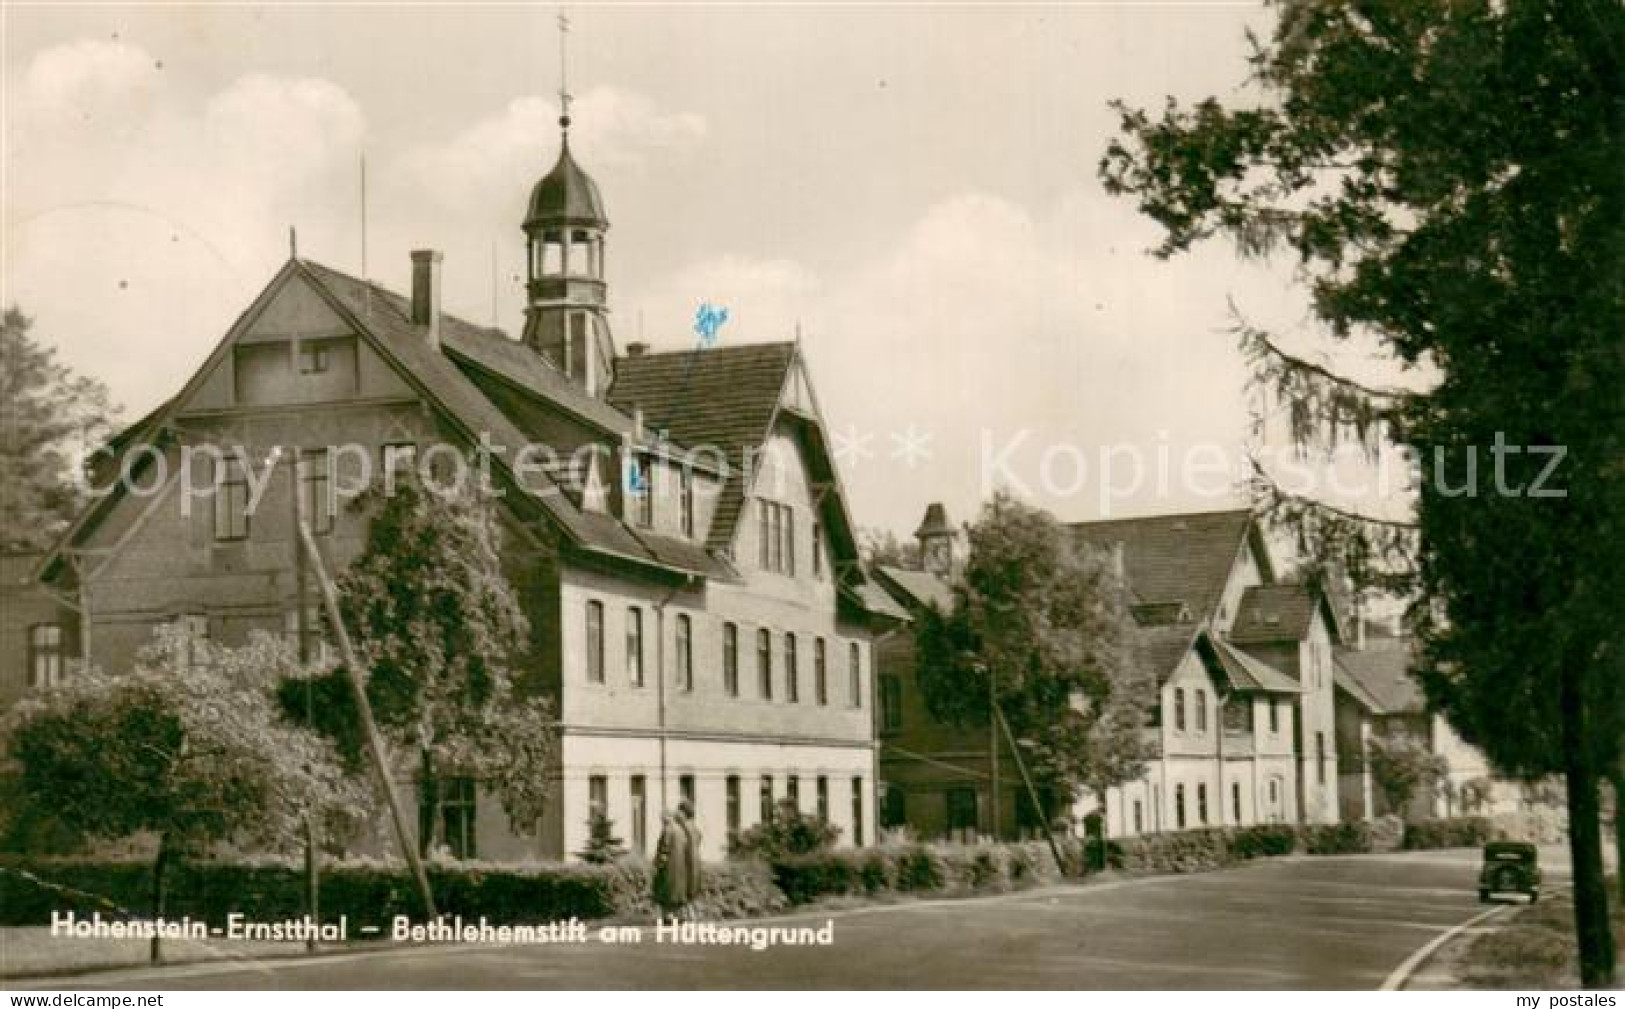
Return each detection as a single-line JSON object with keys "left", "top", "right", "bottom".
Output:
{"left": 521, "top": 19, "right": 615, "bottom": 396}
{"left": 915, "top": 502, "right": 956, "bottom": 577}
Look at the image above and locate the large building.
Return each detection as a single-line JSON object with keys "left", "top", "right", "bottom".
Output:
{"left": 873, "top": 505, "right": 1345, "bottom": 840}
{"left": 16, "top": 112, "right": 903, "bottom": 862}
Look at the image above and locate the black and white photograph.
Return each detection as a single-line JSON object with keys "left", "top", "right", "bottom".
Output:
{"left": 0, "top": 0, "right": 1621, "bottom": 995}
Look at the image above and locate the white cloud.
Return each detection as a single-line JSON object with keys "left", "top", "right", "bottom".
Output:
{"left": 396, "top": 87, "right": 706, "bottom": 223}
{"left": 626, "top": 187, "right": 1317, "bottom": 533}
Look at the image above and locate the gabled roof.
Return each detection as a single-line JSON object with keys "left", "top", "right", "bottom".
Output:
{"left": 1069, "top": 508, "right": 1264, "bottom": 621}
{"left": 1335, "top": 640, "right": 1424, "bottom": 714}
{"left": 872, "top": 564, "right": 955, "bottom": 613}
{"left": 608, "top": 343, "right": 796, "bottom": 554}
{"left": 1137, "top": 623, "right": 1202, "bottom": 686}
{"left": 1207, "top": 636, "right": 1303, "bottom": 694}
{"left": 1228, "top": 583, "right": 1334, "bottom": 644}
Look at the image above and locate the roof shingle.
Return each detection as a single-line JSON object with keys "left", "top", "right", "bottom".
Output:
{"left": 1070, "top": 509, "right": 1256, "bottom": 620}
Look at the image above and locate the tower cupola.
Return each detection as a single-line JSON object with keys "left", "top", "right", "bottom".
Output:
{"left": 520, "top": 34, "right": 615, "bottom": 397}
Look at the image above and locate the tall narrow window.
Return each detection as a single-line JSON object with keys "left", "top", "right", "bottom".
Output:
{"left": 214, "top": 457, "right": 250, "bottom": 541}
{"left": 759, "top": 775, "right": 774, "bottom": 822}
{"left": 849, "top": 641, "right": 863, "bottom": 707}
{"left": 851, "top": 777, "right": 865, "bottom": 846}
{"left": 787, "top": 775, "right": 800, "bottom": 810}
{"left": 1133, "top": 800, "right": 1144, "bottom": 835}
{"left": 782, "top": 504, "right": 796, "bottom": 577}
{"left": 723, "top": 622, "right": 739, "bottom": 697}
{"left": 679, "top": 467, "right": 694, "bottom": 539}
{"left": 1174, "top": 688, "right": 1187, "bottom": 732}
{"left": 1175, "top": 783, "right": 1187, "bottom": 829}
{"left": 757, "top": 629, "right": 773, "bottom": 700}
{"left": 726, "top": 776, "right": 741, "bottom": 840}
{"left": 816, "top": 776, "right": 830, "bottom": 821}
{"left": 630, "top": 775, "right": 648, "bottom": 854}
{"left": 632, "top": 458, "right": 653, "bottom": 528}
{"left": 1317, "top": 731, "right": 1327, "bottom": 784}
{"left": 785, "top": 633, "right": 799, "bottom": 703}
{"left": 298, "top": 449, "right": 334, "bottom": 535}
{"left": 1231, "top": 782, "right": 1242, "bottom": 823}
{"left": 381, "top": 442, "right": 418, "bottom": 489}
{"left": 1269, "top": 701, "right": 1280, "bottom": 734}
{"left": 588, "top": 775, "right": 608, "bottom": 821}
{"left": 1195, "top": 688, "right": 1208, "bottom": 733}
{"left": 812, "top": 521, "right": 823, "bottom": 577}
{"left": 423, "top": 777, "right": 478, "bottom": 860}
{"left": 676, "top": 614, "right": 693, "bottom": 692}
{"left": 626, "top": 606, "right": 644, "bottom": 686}
{"left": 586, "top": 600, "right": 605, "bottom": 683}
{"left": 1197, "top": 783, "right": 1209, "bottom": 825}
{"left": 680, "top": 774, "right": 696, "bottom": 811}
{"left": 814, "top": 637, "right": 828, "bottom": 706}
{"left": 757, "top": 501, "right": 771, "bottom": 569}
{"left": 880, "top": 675, "right": 903, "bottom": 732}
{"left": 28, "top": 624, "right": 64, "bottom": 688}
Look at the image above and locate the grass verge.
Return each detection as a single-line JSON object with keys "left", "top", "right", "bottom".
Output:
{"left": 1458, "top": 878, "right": 1624, "bottom": 989}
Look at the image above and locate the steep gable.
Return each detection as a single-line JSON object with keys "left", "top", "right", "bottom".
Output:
{"left": 1070, "top": 509, "right": 1263, "bottom": 621}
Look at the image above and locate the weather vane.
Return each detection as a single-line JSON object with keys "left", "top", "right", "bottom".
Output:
{"left": 557, "top": 10, "right": 573, "bottom": 130}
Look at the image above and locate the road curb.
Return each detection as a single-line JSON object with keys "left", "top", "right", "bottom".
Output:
{"left": 1381, "top": 904, "right": 1511, "bottom": 990}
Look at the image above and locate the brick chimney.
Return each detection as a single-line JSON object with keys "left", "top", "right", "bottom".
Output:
{"left": 410, "top": 250, "right": 443, "bottom": 347}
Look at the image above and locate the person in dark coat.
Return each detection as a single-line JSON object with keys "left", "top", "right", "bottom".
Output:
{"left": 677, "top": 799, "right": 703, "bottom": 900}
{"left": 652, "top": 806, "right": 694, "bottom": 914}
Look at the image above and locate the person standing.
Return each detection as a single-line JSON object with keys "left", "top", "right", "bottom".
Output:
{"left": 677, "top": 799, "right": 703, "bottom": 905}
{"left": 652, "top": 806, "right": 692, "bottom": 915}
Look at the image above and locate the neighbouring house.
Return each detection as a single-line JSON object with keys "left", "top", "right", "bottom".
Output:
{"left": 16, "top": 113, "right": 903, "bottom": 862}
{"left": 0, "top": 550, "right": 74, "bottom": 714}
{"left": 873, "top": 504, "right": 1346, "bottom": 842}
{"left": 1333, "top": 621, "right": 1526, "bottom": 822}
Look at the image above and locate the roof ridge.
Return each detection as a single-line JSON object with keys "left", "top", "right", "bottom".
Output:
{"left": 617, "top": 340, "right": 796, "bottom": 362}
{"left": 1069, "top": 506, "right": 1253, "bottom": 530}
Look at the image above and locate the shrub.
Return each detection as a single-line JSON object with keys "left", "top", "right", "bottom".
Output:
{"left": 1299, "top": 822, "right": 1374, "bottom": 855}
{"left": 730, "top": 799, "right": 841, "bottom": 860}
{"left": 575, "top": 811, "right": 628, "bottom": 865}
{"left": 1402, "top": 816, "right": 1494, "bottom": 850}
{"left": 0, "top": 855, "right": 781, "bottom": 928}
{"left": 1230, "top": 824, "right": 1298, "bottom": 859}
{"left": 1109, "top": 828, "right": 1236, "bottom": 873}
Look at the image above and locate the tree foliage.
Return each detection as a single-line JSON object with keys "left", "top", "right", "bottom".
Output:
{"left": 575, "top": 810, "right": 629, "bottom": 865}
{"left": 281, "top": 466, "right": 557, "bottom": 848}
{"left": 730, "top": 798, "right": 841, "bottom": 860}
{"left": 0, "top": 306, "right": 119, "bottom": 551}
{"left": 3, "top": 626, "right": 364, "bottom": 855}
{"left": 1100, "top": 0, "right": 1624, "bottom": 981}
{"left": 1367, "top": 732, "right": 1449, "bottom": 819}
{"left": 916, "top": 491, "right": 1155, "bottom": 806}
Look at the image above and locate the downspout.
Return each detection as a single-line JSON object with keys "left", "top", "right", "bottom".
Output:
{"left": 651, "top": 573, "right": 696, "bottom": 812}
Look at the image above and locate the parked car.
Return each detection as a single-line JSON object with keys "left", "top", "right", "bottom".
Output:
{"left": 1478, "top": 841, "right": 1541, "bottom": 903}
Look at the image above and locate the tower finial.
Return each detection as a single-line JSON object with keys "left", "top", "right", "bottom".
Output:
{"left": 557, "top": 10, "right": 573, "bottom": 132}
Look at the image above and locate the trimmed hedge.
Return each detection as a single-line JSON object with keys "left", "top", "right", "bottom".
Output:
{"left": 1402, "top": 816, "right": 1495, "bottom": 850}
{"left": 771, "top": 842, "right": 1055, "bottom": 906}
{"left": 1298, "top": 821, "right": 1374, "bottom": 855}
{"left": 0, "top": 856, "right": 782, "bottom": 928}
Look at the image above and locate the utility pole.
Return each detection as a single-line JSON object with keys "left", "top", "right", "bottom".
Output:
{"left": 296, "top": 504, "right": 438, "bottom": 920}
{"left": 290, "top": 448, "right": 320, "bottom": 951}
{"left": 995, "top": 705, "right": 1067, "bottom": 875}
{"left": 988, "top": 663, "right": 1000, "bottom": 841}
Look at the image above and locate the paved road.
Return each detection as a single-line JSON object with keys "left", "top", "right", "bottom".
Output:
{"left": 14, "top": 849, "right": 1566, "bottom": 990}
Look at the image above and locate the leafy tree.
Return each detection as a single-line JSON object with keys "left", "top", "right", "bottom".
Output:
{"left": 0, "top": 306, "right": 119, "bottom": 550}
{"left": 1101, "top": 0, "right": 1623, "bottom": 981}
{"left": 576, "top": 810, "right": 629, "bottom": 865}
{"left": 1368, "top": 733, "right": 1449, "bottom": 820}
{"left": 916, "top": 491, "right": 1154, "bottom": 828}
{"left": 2, "top": 627, "right": 362, "bottom": 961}
{"left": 860, "top": 527, "right": 921, "bottom": 569}
{"left": 730, "top": 798, "right": 841, "bottom": 859}
{"left": 281, "top": 466, "right": 556, "bottom": 855}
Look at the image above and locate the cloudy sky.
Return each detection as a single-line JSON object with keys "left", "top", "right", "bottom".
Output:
{"left": 3, "top": 2, "right": 1366, "bottom": 538}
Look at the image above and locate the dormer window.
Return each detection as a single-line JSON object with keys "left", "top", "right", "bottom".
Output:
{"left": 757, "top": 499, "right": 794, "bottom": 574}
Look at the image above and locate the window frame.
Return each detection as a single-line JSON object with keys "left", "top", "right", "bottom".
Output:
{"left": 814, "top": 637, "right": 828, "bottom": 706}
{"left": 784, "top": 632, "right": 799, "bottom": 703}
{"left": 586, "top": 600, "right": 605, "bottom": 683}
{"left": 1173, "top": 687, "right": 1187, "bottom": 732}
{"left": 723, "top": 622, "right": 740, "bottom": 697}
{"left": 214, "top": 457, "right": 251, "bottom": 542}
{"left": 298, "top": 448, "right": 334, "bottom": 536}
{"left": 757, "top": 628, "right": 773, "bottom": 700}
{"left": 28, "top": 623, "right": 65, "bottom": 689}
{"left": 676, "top": 614, "right": 693, "bottom": 692}
{"left": 848, "top": 641, "right": 863, "bottom": 708}
{"left": 625, "top": 606, "right": 644, "bottom": 687}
